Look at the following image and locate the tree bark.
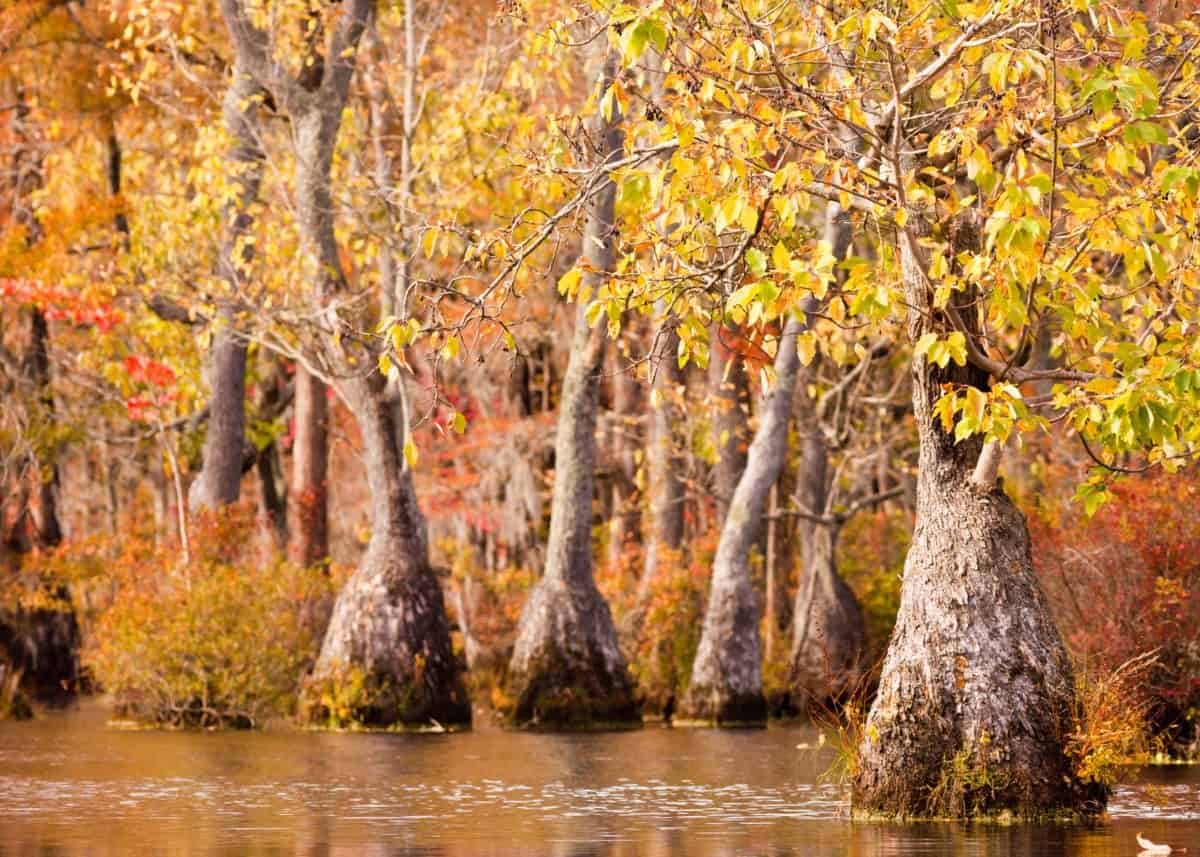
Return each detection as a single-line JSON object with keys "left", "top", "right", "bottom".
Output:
{"left": 708, "top": 326, "right": 750, "bottom": 523}
{"left": 189, "top": 70, "right": 265, "bottom": 512}
{"left": 505, "top": 44, "right": 639, "bottom": 728}
{"left": 680, "top": 317, "right": 805, "bottom": 725}
{"left": 787, "top": 519, "right": 866, "bottom": 710}
{"left": 605, "top": 336, "right": 641, "bottom": 570}
{"left": 289, "top": 366, "right": 328, "bottom": 567}
{"left": 851, "top": 206, "right": 1097, "bottom": 818}
{"left": 638, "top": 316, "right": 686, "bottom": 601}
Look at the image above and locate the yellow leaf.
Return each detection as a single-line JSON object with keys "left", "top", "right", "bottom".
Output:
{"left": 558, "top": 268, "right": 582, "bottom": 297}
{"left": 403, "top": 436, "right": 419, "bottom": 469}
{"left": 772, "top": 241, "right": 791, "bottom": 271}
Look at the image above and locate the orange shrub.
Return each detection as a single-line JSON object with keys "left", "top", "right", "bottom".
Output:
{"left": 56, "top": 505, "right": 334, "bottom": 728}
{"left": 1031, "top": 473, "right": 1200, "bottom": 753}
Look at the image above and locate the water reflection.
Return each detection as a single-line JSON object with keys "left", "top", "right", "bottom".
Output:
{"left": 0, "top": 703, "right": 1196, "bottom": 856}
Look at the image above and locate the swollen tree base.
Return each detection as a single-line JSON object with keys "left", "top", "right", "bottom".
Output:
{"left": 851, "top": 483, "right": 1104, "bottom": 820}
{"left": 304, "top": 551, "right": 471, "bottom": 729}
{"left": 787, "top": 525, "right": 866, "bottom": 713}
{"left": 505, "top": 578, "right": 640, "bottom": 729}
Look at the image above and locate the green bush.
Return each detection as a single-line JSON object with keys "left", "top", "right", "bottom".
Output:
{"left": 75, "top": 506, "right": 332, "bottom": 728}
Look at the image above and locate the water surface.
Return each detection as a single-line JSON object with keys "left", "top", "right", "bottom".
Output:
{"left": 0, "top": 703, "right": 1196, "bottom": 855}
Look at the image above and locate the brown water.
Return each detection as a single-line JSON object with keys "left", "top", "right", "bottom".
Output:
{"left": 0, "top": 703, "right": 1197, "bottom": 856}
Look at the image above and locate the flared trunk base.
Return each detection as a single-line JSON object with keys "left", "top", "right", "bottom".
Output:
{"left": 852, "top": 487, "right": 1102, "bottom": 819}
{"left": 305, "top": 554, "right": 470, "bottom": 729}
{"left": 675, "top": 687, "right": 767, "bottom": 727}
{"left": 505, "top": 578, "right": 640, "bottom": 728}
{"left": 786, "top": 570, "right": 866, "bottom": 715}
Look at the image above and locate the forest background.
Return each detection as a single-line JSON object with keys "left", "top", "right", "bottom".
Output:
{"left": 0, "top": 0, "right": 1198, "bottom": 811}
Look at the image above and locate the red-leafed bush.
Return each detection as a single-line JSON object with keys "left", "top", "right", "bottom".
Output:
{"left": 1031, "top": 473, "right": 1200, "bottom": 754}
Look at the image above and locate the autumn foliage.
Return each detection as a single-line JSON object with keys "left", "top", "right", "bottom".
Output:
{"left": 1032, "top": 473, "right": 1200, "bottom": 753}
{"left": 49, "top": 505, "right": 333, "bottom": 728}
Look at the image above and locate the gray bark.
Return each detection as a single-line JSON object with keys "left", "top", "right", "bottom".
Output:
{"left": 787, "top": 516, "right": 866, "bottom": 710}
{"left": 505, "top": 44, "right": 639, "bottom": 728}
{"left": 680, "top": 317, "right": 805, "bottom": 725}
{"left": 189, "top": 71, "right": 265, "bottom": 512}
{"left": 709, "top": 326, "right": 750, "bottom": 522}
{"left": 851, "top": 203, "right": 1097, "bottom": 818}
{"left": 638, "top": 315, "right": 686, "bottom": 600}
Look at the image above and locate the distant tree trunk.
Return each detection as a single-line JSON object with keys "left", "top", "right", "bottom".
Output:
{"left": 189, "top": 70, "right": 265, "bottom": 512}
{"left": 788, "top": 202, "right": 865, "bottom": 710}
{"left": 680, "top": 316, "right": 805, "bottom": 725}
{"left": 638, "top": 315, "right": 686, "bottom": 601}
{"left": 27, "top": 309, "right": 62, "bottom": 547}
{"left": 852, "top": 200, "right": 1094, "bottom": 818}
{"left": 257, "top": 442, "right": 288, "bottom": 550}
{"left": 289, "top": 366, "right": 328, "bottom": 567}
{"left": 787, "top": 406, "right": 865, "bottom": 709}
{"left": 708, "top": 325, "right": 750, "bottom": 522}
{"left": 605, "top": 336, "right": 641, "bottom": 570}
{"left": 505, "top": 43, "right": 639, "bottom": 729}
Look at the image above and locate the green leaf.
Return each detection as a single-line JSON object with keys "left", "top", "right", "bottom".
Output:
{"left": 1123, "top": 120, "right": 1169, "bottom": 146}
{"left": 745, "top": 247, "right": 767, "bottom": 278}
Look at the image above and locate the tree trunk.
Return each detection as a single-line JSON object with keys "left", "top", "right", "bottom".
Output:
{"left": 605, "top": 336, "right": 641, "bottom": 570}
{"left": 505, "top": 44, "right": 639, "bottom": 728}
{"left": 257, "top": 441, "right": 288, "bottom": 550}
{"left": 708, "top": 325, "right": 750, "bottom": 523}
{"left": 189, "top": 70, "right": 265, "bottom": 512}
{"left": 851, "top": 207, "right": 1096, "bottom": 818}
{"left": 308, "top": 372, "right": 469, "bottom": 726}
{"left": 638, "top": 316, "right": 686, "bottom": 601}
{"left": 28, "top": 309, "right": 62, "bottom": 547}
{"left": 787, "top": 371, "right": 865, "bottom": 709}
{"left": 289, "top": 366, "right": 328, "bottom": 567}
{"left": 680, "top": 317, "right": 805, "bottom": 725}
{"left": 788, "top": 518, "right": 866, "bottom": 710}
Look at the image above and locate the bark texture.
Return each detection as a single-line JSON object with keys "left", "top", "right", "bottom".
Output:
{"left": 505, "top": 45, "right": 639, "bottom": 729}
{"left": 638, "top": 316, "right": 686, "bottom": 600}
{"left": 289, "top": 366, "right": 329, "bottom": 567}
{"left": 852, "top": 208, "right": 1097, "bottom": 818}
{"left": 787, "top": 514, "right": 866, "bottom": 710}
{"left": 680, "top": 317, "right": 805, "bottom": 725}
{"left": 189, "top": 71, "right": 265, "bottom": 512}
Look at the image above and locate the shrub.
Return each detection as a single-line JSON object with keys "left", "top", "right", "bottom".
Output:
{"left": 1031, "top": 472, "right": 1200, "bottom": 755}
{"left": 618, "top": 535, "right": 715, "bottom": 716}
{"left": 66, "top": 505, "right": 333, "bottom": 728}
{"left": 837, "top": 507, "right": 910, "bottom": 667}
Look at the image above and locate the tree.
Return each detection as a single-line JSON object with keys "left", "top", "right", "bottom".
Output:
{"left": 504, "top": 28, "right": 640, "bottom": 728}
{"left": 590, "top": 0, "right": 1200, "bottom": 817}
{"left": 187, "top": 70, "right": 265, "bottom": 512}
{"left": 216, "top": 0, "right": 469, "bottom": 727}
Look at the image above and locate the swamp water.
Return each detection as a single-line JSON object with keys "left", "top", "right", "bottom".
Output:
{"left": 0, "top": 703, "right": 1197, "bottom": 855}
